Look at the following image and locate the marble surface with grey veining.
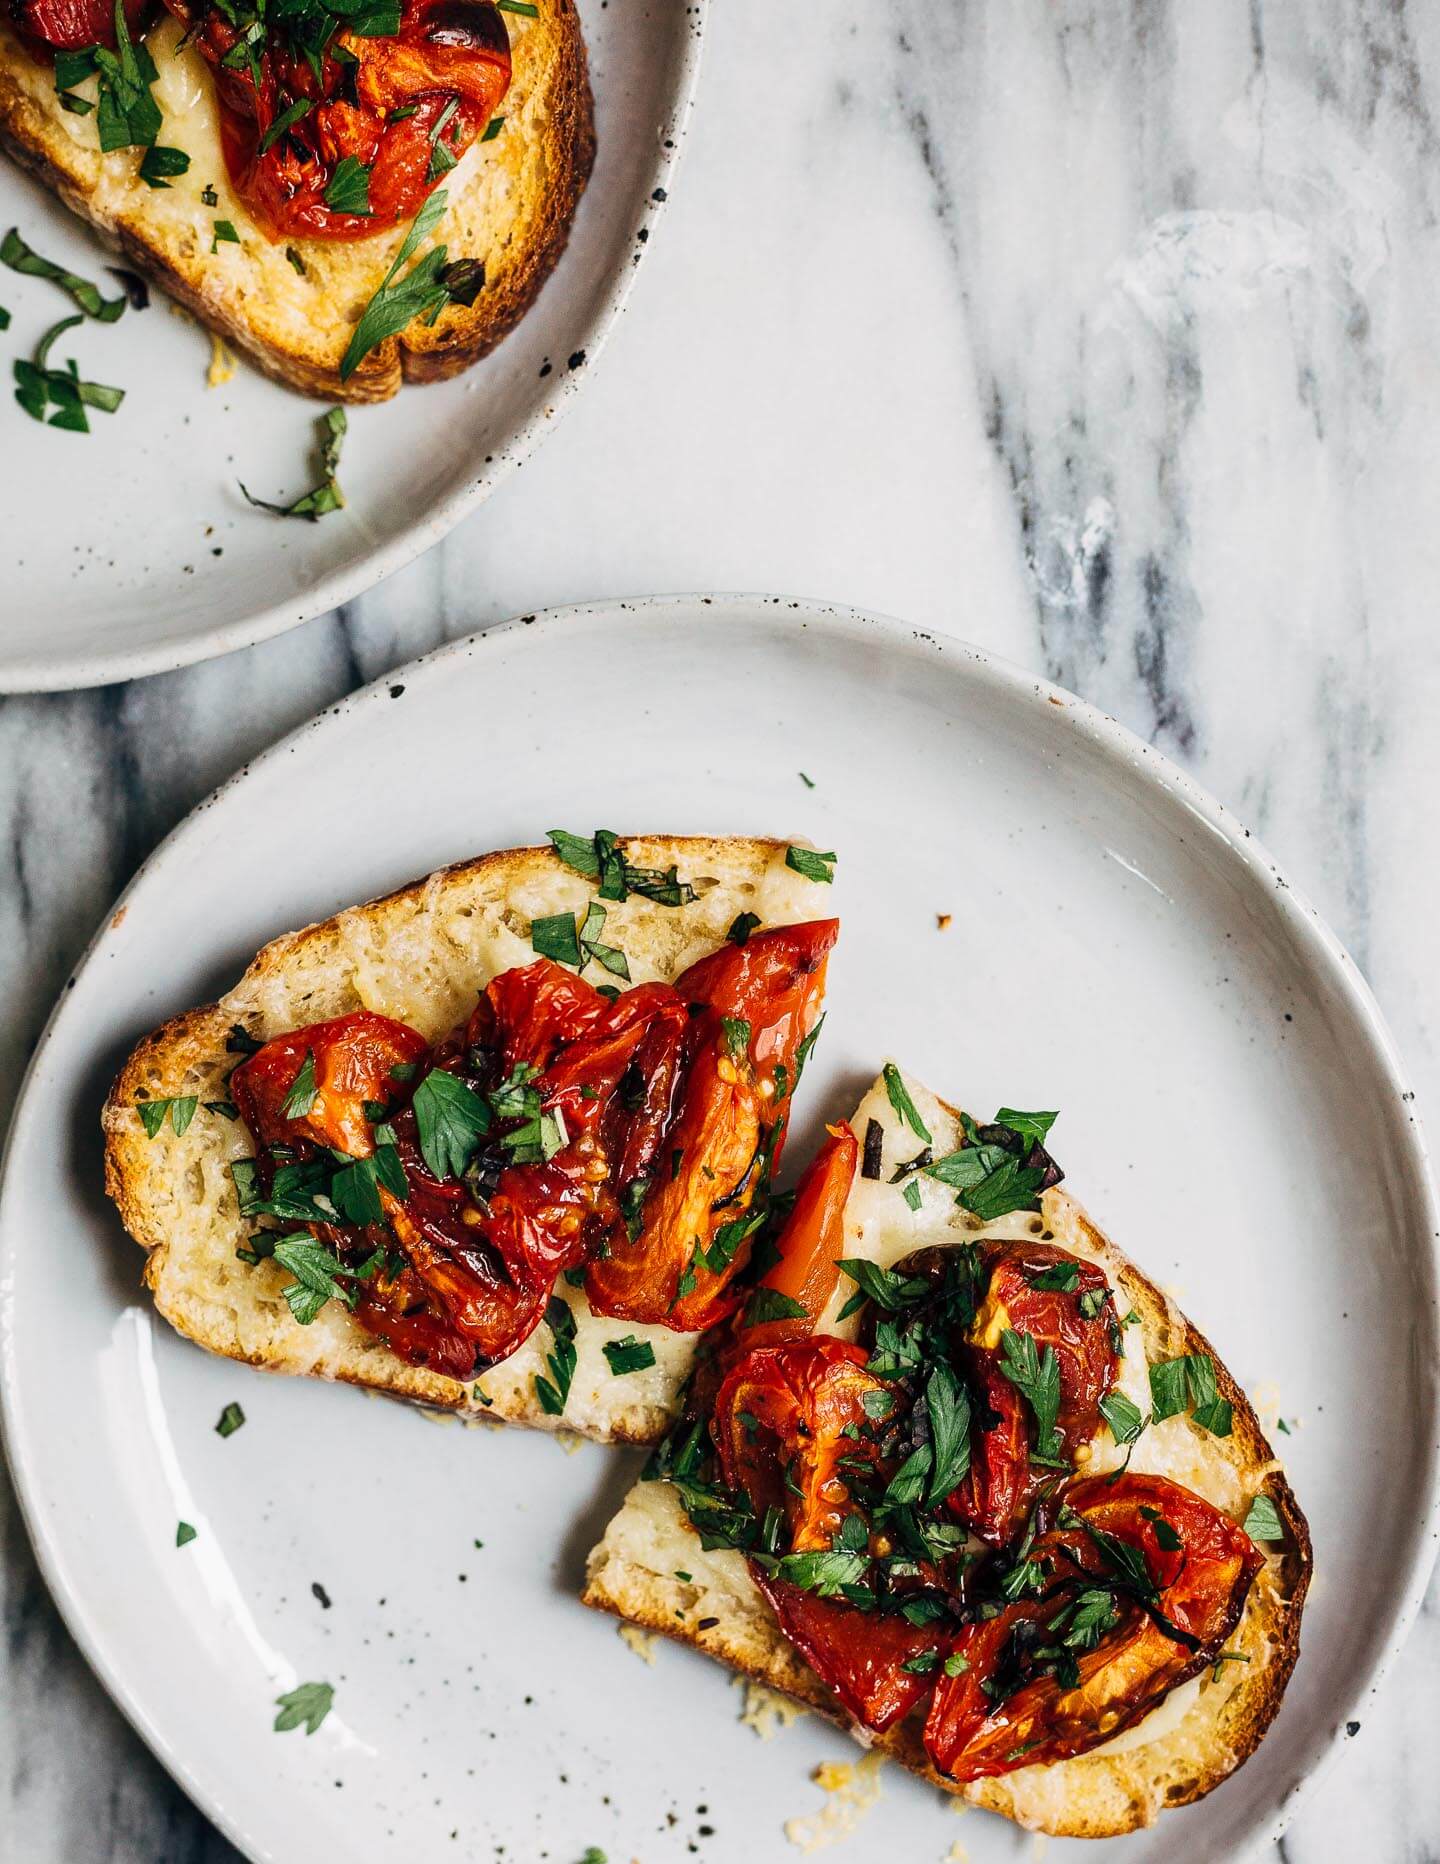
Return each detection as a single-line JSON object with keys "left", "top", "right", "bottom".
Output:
{"left": 4, "top": 0, "right": 1440, "bottom": 1858}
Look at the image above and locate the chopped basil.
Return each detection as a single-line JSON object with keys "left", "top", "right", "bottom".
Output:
{"left": 997, "top": 1328, "right": 1062, "bottom": 1460}
{"left": 531, "top": 910, "right": 583, "bottom": 968}
{"left": 1243, "top": 1493, "right": 1284, "bottom": 1542}
{"left": 727, "top": 911, "right": 760, "bottom": 946}
{"left": 241, "top": 407, "right": 347, "bottom": 521}
{"left": 742, "top": 1287, "right": 807, "bottom": 1327}
{"left": 211, "top": 220, "right": 241, "bottom": 253}
{"left": 785, "top": 845, "right": 836, "bottom": 885}
{"left": 602, "top": 1335, "right": 657, "bottom": 1376}
{"left": 273, "top": 1680, "right": 334, "bottom": 1734}
{"left": 546, "top": 828, "right": 696, "bottom": 907}
{"left": 93, "top": 0, "right": 162, "bottom": 153}
{"left": 14, "top": 316, "right": 125, "bottom": 432}
{"left": 215, "top": 1401, "right": 245, "bottom": 1437}
{"left": 578, "top": 900, "right": 630, "bottom": 978}
{"left": 136, "top": 1094, "right": 197, "bottom": 1138}
{"left": 882, "top": 1063, "right": 931, "bottom": 1144}
{"left": 900, "top": 1647, "right": 939, "bottom": 1675}
{"left": 175, "top": 1520, "right": 197, "bottom": 1547}
{"left": 481, "top": 114, "right": 506, "bottom": 141}
{"left": 1, "top": 228, "right": 126, "bottom": 320}
{"left": 534, "top": 1296, "right": 578, "bottom": 1415}
{"left": 412, "top": 1068, "right": 491, "bottom": 1179}
{"left": 901, "top": 1179, "right": 922, "bottom": 1211}
{"left": 943, "top": 1650, "right": 971, "bottom": 1677}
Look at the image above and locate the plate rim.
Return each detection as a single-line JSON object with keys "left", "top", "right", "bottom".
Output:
{"left": 0, "top": 15, "right": 708, "bottom": 694}
{"left": 2, "top": 592, "right": 1436, "bottom": 1860}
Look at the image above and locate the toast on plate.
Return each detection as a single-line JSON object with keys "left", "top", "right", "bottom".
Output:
{"left": 103, "top": 835, "right": 837, "bottom": 1442}
{"left": 0, "top": 0, "right": 592, "bottom": 400}
{"left": 583, "top": 1067, "right": 1311, "bottom": 1836}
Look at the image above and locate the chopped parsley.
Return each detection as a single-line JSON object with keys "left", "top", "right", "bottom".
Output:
{"left": 785, "top": 845, "right": 836, "bottom": 884}
{"left": 1242, "top": 1493, "right": 1284, "bottom": 1542}
{"left": 1098, "top": 1390, "right": 1146, "bottom": 1446}
{"left": 727, "top": 911, "right": 760, "bottom": 946}
{"left": 211, "top": 220, "right": 241, "bottom": 254}
{"left": 882, "top": 1064, "right": 931, "bottom": 1143}
{"left": 136, "top": 1094, "right": 197, "bottom": 1138}
{"left": 138, "top": 145, "right": 190, "bottom": 189}
{"left": 215, "top": 1401, "right": 246, "bottom": 1437}
{"left": 339, "top": 188, "right": 485, "bottom": 380}
{"left": 602, "top": 1335, "right": 657, "bottom": 1376}
{"left": 1148, "top": 1353, "right": 1233, "bottom": 1437}
{"left": 534, "top": 1297, "right": 578, "bottom": 1415}
{"left": 742, "top": 1287, "right": 808, "bottom": 1328}
{"left": 273, "top": 1681, "right": 334, "bottom": 1734}
{"left": 176, "top": 1520, "right": 197, "bottom": 1547}
{"left": 997, "top": 1328, "right": 1062, "bottom": 1460}
{"left": 324, "top": 154, "right": 373, "bottom": 215}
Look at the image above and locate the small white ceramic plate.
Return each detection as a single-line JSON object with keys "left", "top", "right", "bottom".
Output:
{"left": 0, "top": 7, "right": 702, "bottom": 692}
{"left": 2, "top": 597, "right": 1436, "bottom": 1864}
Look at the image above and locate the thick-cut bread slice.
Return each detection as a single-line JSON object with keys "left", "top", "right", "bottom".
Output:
{"left": 583, "top": 1069, "right": 1312, "bottom": 1838}
{"left": 103, "top": 836, "right": 833, "bottom": 1442}
{"left": 0, "top": 0, "right": 592, "bottom": 401}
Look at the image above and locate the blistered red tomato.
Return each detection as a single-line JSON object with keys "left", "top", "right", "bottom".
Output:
{"left": 585, "top": 921, "right": 838, "bottom": 1330}
{"left": 924, "top": 1473, "right": 1264, "bottom": 1780}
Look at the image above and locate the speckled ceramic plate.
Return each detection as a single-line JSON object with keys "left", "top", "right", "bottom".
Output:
{"left": 2, "top": 598, "right": 1437, "bottom": 1863}
{"left": 0, "top": 7, "right": 703, "bottom": 692}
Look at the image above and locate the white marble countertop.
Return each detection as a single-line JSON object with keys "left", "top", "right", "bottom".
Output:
{"left": 3, "top": 0, "right": 1439, "bottom": 1857}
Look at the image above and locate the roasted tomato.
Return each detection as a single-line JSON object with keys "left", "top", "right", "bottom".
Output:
{"left": 713, "top": 1339, "right": 941, "bottom": 1730}
{"left": 11, "top": 0, "right": 150, "bottom": 56}
{"left": 949, "top": 1240, "right": 1119, "bottom": 1545}
{"left": 160, "top": 0, "right": 511, "bottom": 241}
{"left": 741, "top": 1123, "right": 859, "bottom": 1349}
{"left": 923, "top": 1473, "right": 1264, "bottom": 1781}
{"left": 230, "top": 1010, "right": 429, "bottom": 1157}
{"left": 585, "top": 921, "right": 838, "bottom": 1330}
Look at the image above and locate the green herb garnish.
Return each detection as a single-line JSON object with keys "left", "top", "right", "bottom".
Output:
{"left": 1, "top": 227, "right": 126, "bottom": 320}
{"left": 273, "top": 1680, "right": 334, "bottom": 1734}
{"left": 785, "top": 845, "right": 836, "bottom": 884}
{"left": 136, "top": 1094, "right": 197, "bottom": 1138}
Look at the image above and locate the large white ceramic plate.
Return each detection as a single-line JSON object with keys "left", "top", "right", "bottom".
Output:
{"left": 0, "top": 7, "right": 702, "bottom": 692}
{"left": 2, "top": 597, "right": 1436, "bottom": 1863}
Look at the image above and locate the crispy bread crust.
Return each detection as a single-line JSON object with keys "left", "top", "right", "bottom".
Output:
{"left": 103, "top": 836, "right": 826, "bottom": 1440}
{"left": 0, "top": 2, "right": 593, "bottom": 401}
{"left": 582, "top": 1168, "right": 1312, "bottom": 1838}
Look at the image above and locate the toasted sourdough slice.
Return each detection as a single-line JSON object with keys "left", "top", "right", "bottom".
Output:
{"left": 103, "top": 836, "right": 831, "bottom": 1443}
{"left": 0, "top": 1, "right": 592, "bottom": 401}
{"left": 583, "top": 1068, "right": 1312, "bottom": 1837}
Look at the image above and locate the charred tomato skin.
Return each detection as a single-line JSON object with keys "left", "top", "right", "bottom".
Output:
{"left": 923, "top": 1472, "right": 1265, "bottom": 1781}
{"left": 585, "top": 921, "right": 838, "bottom": 1330}
{"left": 948, "top": 1239, "right": 1120, "bottom": 1545}
{"left": 11, "top": 0, "right": 151, "bottom": 56}
{"left": 159, "top": 0, "right": 510, "bottom": 241}
{"left": 712, "top": 1338, "right": 942, "bottom": 1732}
